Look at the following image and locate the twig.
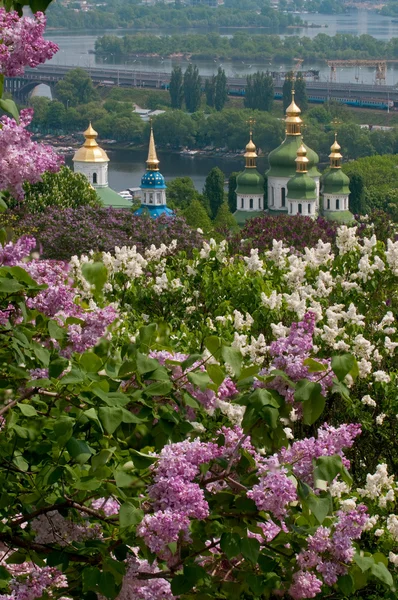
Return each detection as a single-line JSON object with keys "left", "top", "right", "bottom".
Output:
{"left": 0, "top": 388, "right": 37, "bottom": 417}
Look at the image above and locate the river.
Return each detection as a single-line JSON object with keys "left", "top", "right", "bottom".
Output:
{"left": 43, "top": 9, "right": 398, "bottom": 86}
{"left": 47, "top": 8, "right": 398, "bottom": 191}
{"left": 66, "top": 149, "right": 268, "bottom": 194}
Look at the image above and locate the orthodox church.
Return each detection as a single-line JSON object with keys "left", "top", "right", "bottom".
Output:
{"left": 73, "top": 122, "right": 173, "bottom": 216}
{"left": 234, "top": 91, "right": 354, "bottom": 224}
{"left": 73, "top": 123, "right": 132, "bottom": 208}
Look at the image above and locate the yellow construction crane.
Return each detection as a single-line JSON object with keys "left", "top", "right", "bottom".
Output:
{"left": 326, "top": 59, "right": 398, "bottom": 85}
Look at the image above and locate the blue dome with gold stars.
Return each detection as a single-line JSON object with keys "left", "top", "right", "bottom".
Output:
{"left": 141, "top": 170, "right": 166, "bottom": 189}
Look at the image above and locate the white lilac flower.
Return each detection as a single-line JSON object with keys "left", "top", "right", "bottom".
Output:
{"left": 244, "top": 248, "right": 264, "bottom": 273}
{"left": 361, "top": 395, "right": 376, "bottom": 407}
{"left": 384, "top": 336, "right": 398, "bottom": 356}
{"left": 374, "top": 529, "right": 384, "bottom": 537}
{"left": 261, "top": 290, "right": 283, "bottom": 310}
{"left": 387, "top": 515, "right": 398, "bottom": 541}
{"left": 389, "top": 552, "right": 398, "bottom": 566}
{"left": 373, "top": 371, "right": 391, "bottom": 384}
{"left": 336, "top": 225, "right": 359, "bottom": 254}
{"left": 376, "top": 413, "right": 386, "bottom": 425}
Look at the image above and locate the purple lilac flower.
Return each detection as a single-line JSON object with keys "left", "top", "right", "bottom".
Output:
{"left": 137, "top": 510, "right": 191, "bottom": 555}
{"left": 247, "top": 466, "right": 297, "bottom": 519}
{"left": 0, "top": 235, "right": 36, "bottom": 265}
{"left": 0, "top": 110, "right": 62, "bottom": 199}
{"left": 289, "top": 571, "right": 323, "bottom": 599}
{"left": 118, "top": 554, "right": 174, "bottom": 600}
{"left": 91, "top": 497, "right": 120, "bottom": 516}
{"left": 0, "top": 10, "right": 58, "bottom": 76}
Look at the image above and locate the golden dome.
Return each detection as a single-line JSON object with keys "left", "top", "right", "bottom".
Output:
{"left": 146, "top": 126, "right": 160, "bottom": 171}
{"left": 295, "top": 143, "right": 309, "bottom": 172}
{"left": 73, "top": 122, "right": 109, "bottom": 163}
{"left": 329, "top": 133, "right": 342, "bottom": 167}
{"left": 285, "top": 90, "right": 302, "bottom": 135}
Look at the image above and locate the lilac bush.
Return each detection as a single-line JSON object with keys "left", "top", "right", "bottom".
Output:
{"left": 227, "top": 214, "right": 339, "bottom": 255}
{"left": 17, "top": 207, "right": 204, "bottom": 259}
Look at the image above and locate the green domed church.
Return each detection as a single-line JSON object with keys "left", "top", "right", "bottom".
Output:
{"left": 321, "top": 135, "right": 354, "bottom": 224}
{"left": 287, "top": 144, "right": 317, "bottom": 217}
{"left": 233, "top": 128, "right": 265, "bottom": 226}
{"left": 267, "top": 91, "right": 321, "bottom": 213}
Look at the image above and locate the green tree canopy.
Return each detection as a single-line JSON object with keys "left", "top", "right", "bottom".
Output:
{"left": 169, "top": 66, "right": 184, "bottom": 109}
{"left": 244, "top": 71, "right": 274, "bottom": 112}
{"left": 16, "top": 166, "right": 100, "bottom": 212}
{"left": 55, "top": 68, "right": 99, "bottom": 106}
{"left": 204, "top": 166, "right": 225, "bottom": 218}
{"left": 183, "top": 64, "right": 202, "bottom": 113}
{"left": 182, "top": 197, "right": 213, "bottom": 232}
{"left": 166, "top": 177, "right": 199, "bottom": 210}
{"left": 214, "top": 200, "right": 238, "bottom": 229}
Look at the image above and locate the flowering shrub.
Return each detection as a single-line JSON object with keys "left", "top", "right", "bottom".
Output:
{"left": 16, "top": 208, "right": 204, "bottom": 260}
{"left": 227, "top": 214, "right": 339, "bottom": 255}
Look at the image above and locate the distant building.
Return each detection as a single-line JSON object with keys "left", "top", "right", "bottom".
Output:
{"left": 135, "top": 125, "right": 173, "bottom": 218}
{"left": 286, "top": 144, "right": 317, "bottom": 218}
{"left": 321, "top": 134, "right": 353, "bottom": 224}
{"left": 234, "top": 128, "right": 264, "bottom": 226}
{"left": 73, "top": 123, "right": 132, "bottom": 208}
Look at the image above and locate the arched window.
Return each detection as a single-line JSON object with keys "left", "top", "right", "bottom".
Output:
{"left": 157, "top": 193, "right": 161, "bottom": 204}
{"left": 336, "top": 198, "right": 340, "bottom": 210}
{"left": 249, "top": 198, "right": 253, "bottom": 209}
{"left": 258, "top": 198, "right": 261, "bottom": 209}
{"left": 308, "top": 204, "right": 311, "bottom": 214}
{"left": 281, "top": 187, "right": 286, "bottom": 208}
{"left": 327, "top": 198, "right": 330, "bottom": 210}
{"left": 289, "top": 203, "right": 292, "bottom": 214}
{"left": 241, "top": 198, "right": 244, "bottom": 209}
{"left": 271, "top": 187, "right": 275, "bottom": 206}
{"left": 298, "top": 203, "right": 302, "bottom": 214}
{"left": 149, "top": 193, "right": 154, "bottom": 204}
{"left": 92, "top": 172, "right": 97, "bottom": 184}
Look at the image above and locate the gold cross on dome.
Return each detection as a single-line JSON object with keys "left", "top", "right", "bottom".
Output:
{"left": 331, "top": 117, "right": 342, "bottom": 132}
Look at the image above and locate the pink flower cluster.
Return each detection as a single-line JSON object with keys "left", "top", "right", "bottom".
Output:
{"left": 0, "top": 109, "right": 62, "bottom": 199}
{"left": 91, "top": 497, "right": 120, "bottom": 516}
{"left": 31, "top": 511, "right": 102, "bottom": 546}
{"left": 0, "top": 10, "right": 58, "bottom": 76}
{"left": 248, "top": 459, "right": 297, "bottom": 519}
{"left": 117, "top": 554, "right": 174, "bottom": 600}
{"left": 0, "top": 559, "right": 68, "bottom": 600}
{"left": 266, "top": 312, "right": 334, "bottom": 404}
{"left": 137, "top": 438, "right": 222, "bottom": 557}
{"left": 279, "top": 422, "right": 361, "bottom": 485}
{"left": 290, "top": 505, "right": 368, "bottom": 598}
{"left": 1, "top": 237, "right": 118, "bottom": 354}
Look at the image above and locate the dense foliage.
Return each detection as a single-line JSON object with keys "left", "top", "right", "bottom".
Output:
{"left": 94, "top": 31, "right": 398, "bottom": 62}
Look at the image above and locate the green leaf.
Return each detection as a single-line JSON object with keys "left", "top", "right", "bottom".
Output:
{"left": 353, "top": 554, "right": 374, "bottom": 573}
{"left": 61, "top": 367, "right": 85, "bottom": 384}
{"left": 119, "top": 502, "right": 144, "bottom": 529}
{"left": 220, "top": 532, "right": 241, "bottom": 560}
{"left": 295, "top": 379, "right": 322, "bottom": 402}
{"left": 204, "top": 335, "right": 222, "bottom": 358}
{"left": 370, "top": 562, "right": 393, "bottom": 587}
{"left": 221, "top": 345, "right": 242, "bottom": 377}
{"left": 130, "top": 449, "right": 156, "bottom": 469}
{"left": 331, "top": 354, "right": 357, "bottom": 382}
{"left": 99, "top": 571, "right": 117, "bottom": 599}
{"left": 118, "top": 360, "right": 136, "bottom": 377}
{"left": 0, "top": 99, "right": 19, "bottom": 122}
{"left": 171, "top": 574, "right": 192, "bottom": 595}
{"left": 137, "top": 352, "right": 159, "bottom": 375}
{"left": 32, "top": 342, "right": 50, "bottom": 367}
{"left": 139, "top": 323, "right": 157, "bottom": 350}
{"left": 80, "top": 352, "right": 103, "bottom": 373}
{"left": 53, "top": 418, "right": 74, "bottom": 445}
{"left": 81, "top": 261, "right": 108, "bottom": 293}
{"left": 82, "top": 566, "right": 101, "bottom": 592}
{"left": 91, "top": 449, "right": 113, "bottom": 471}
{"left": 66, "top": 438, "right": 93, "bottom": 464}
{"left": 187, "top": 370, "right": 212, "bottom": 391}
{"left": 314, "top": 455, "right": 346, "bottom": 484}
{"left": 144, "top": 380, "right": 173, "bottom": 396}
{"left": 171, "top": 565, "right": 207, "bottom": 595}
{"left": 303, "top": 358, "right": 327, "bottom": 372}
{"left": 337, "top": 574, "right": 354, "bottom": 596}
{"left": 99, "top": 407, "right": 123, "bottom": 434}
{"left": 241, "top": 537, "right": 260, "bottom": 564}
{"left": 306, "top": 493, "right": 332, "bottom": 524}
{"left": 302, "top": 392, "right": 325, "bottom": 425}
{"left": 0, "top": 277, "right": 23, "bottom": 293}
{"left": 49, "top": 357, "right": 69, "bottom": 379}
{"left": 48, "top": 320, "right": 66, "bottom": 341}
{"left": 206, "top": 363, "right": 225, "bottom": 386}
{"left": 17, "top": 403, "right": 37, "bottom": 417}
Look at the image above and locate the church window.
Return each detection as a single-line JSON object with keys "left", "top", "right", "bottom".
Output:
{"left": 336, "top": 198, "right": 340, "bottom": 210}
{"left": 308, "top": 204, "right": 311, "bottom": 214}
{"left": 271, "top": 187, "right": 274, "bottom": 206}
{"left": 149, "top": 193, "right": 154, "bottom": 204}
{"left": 249, "top": 198, "right": 253, "bottom": 209}
{"left": 92, "top": 172, "right": 97, "bottom": 184}
{"left": 298, "top": 203, "right": 302, "bottom": 214}
{"left": 157, "top": 193, "right": 161, "bottom": 204}
{"left": 289, "top": 203, "right": 292, "bottom": 214}
{"left": 327, "top": 198, "right": 330, "bottom": 210}
{"left": 258, "top": 198, "right": 261, "bottom": 209}
{"left": 241, "top": 197, "right": 244, "bottom": 209}
{"left": 281, "top": 187, "right": 286, "bottom": 208}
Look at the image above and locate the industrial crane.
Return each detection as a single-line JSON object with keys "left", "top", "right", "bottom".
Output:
{"left": 326, "top": 59, "right": 398, "bottom": 85}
